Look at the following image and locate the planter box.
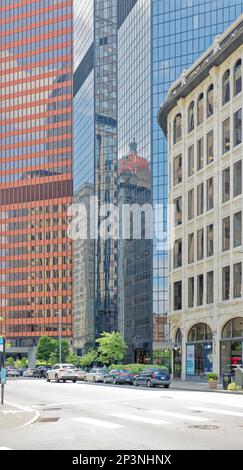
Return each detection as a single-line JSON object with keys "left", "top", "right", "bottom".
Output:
{"left": 208, "top": 380, "right": 218, "bottom": 389}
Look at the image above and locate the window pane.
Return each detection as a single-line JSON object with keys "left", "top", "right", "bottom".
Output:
{"left": 188, "top": 102, "right": 194, "bottom": 133}
{"left": 174, "top": 281, "right": 182, "bottom": 310}
{"left": 234, "top": 109, "right": 242, "bottom": 147}
{"left": 197, "top": 137, "right": 204, "bottom": 170}
{"left": 197, "top": 93, "right": 204, "bottom": 126}
{"left": 188, "top": 277, "right": 194, "bottom": 308}
{"left": 222, "top": 167, "right": 230, "bottom": 202}
{"left": 197, "top": 274, "right": 203, "bottom": 306}
{"left": 197, "top": 183, "right": 204, "bottom": 215}
{"left": 207, "top": 130, "right": 214, "bottom": 164}
{"left": 222, "top": 118, "right": 230, "bottom": 153}
{"left": 234, "top": 160, "right": 242, "bottom": 197}
{"left": 233, "top": 262, "right": 241, "bottom": 299}
{"left": 207, "top": 84, "right": 214, "bottom": 117}
{"left": 234, "top": 211, "right": 242, "bottom": 247}
{"left": 222, "top": 70, "right": 230, "bottom": 105}
{"left": 188, "top": 144, "right": 194, "bottom": 177}
{"left": 207, "top": 177, "right": 214, "bottom": 210}
{"left": 207, "top": 224, "right": 214, "bottom": 257}
{"left": 197, "top": 228, "right": 204, "bottom": 260}
{"left": 234, "top": 59, "right": 242, "bottom": 96}
{"left": 188, "top": 189, "right": 194, "bottom": 220}
{"left": 173, "top": 154, "right": 182, "bottom": 185}
{"left": 188, "top": 233, "right": 194, "bottom": 264}
{"left": 207, "top": 271, "right": 214, "bottom": 304}
{"left": 174, "top": 239, "right": 182, "bottom": 268}
{"left": 222, "top": 266, "right": 230, "bottom": 300}
{"left": 222, "top": 216, "right": 230, "bottom": 251}
{"left": 174, "top": 196, "right": 182, "bottom": 226}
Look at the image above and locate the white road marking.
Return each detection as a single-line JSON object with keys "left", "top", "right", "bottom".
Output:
{"left": 4, "top": 401, "right": 40, "bottom": 428}
{"left": 0, "top": 447, "right": 12, "bottom": 450}
{"left": 1, "top": 410, "right": 23, "bottom": 415}
{"left": 71, "top": 417, "right": 124, "bottom": 429}
{"left": 111, "top": 413, "right": 169, "bottom": 425}
{"left": 147, "top": 410, "right": 211, "bottom": 422}
{"left": 187, "top": 406, "right": 243, "bottom": 418}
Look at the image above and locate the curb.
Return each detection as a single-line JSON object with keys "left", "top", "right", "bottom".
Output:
{"left": 170, "top": 386, "right": 243, "bottom": 395}
{"left": 3, "top": 401, "right": 40, "bottom": 429}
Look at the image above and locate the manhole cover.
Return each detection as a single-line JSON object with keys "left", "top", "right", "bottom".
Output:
{"left": 38, "top": 417, "right": 60, "bottom": 423}
{"left": 188, "top": 425, "right": 219, "bottom": 430}
{"left": 37, "top": 404, "right": 46, "bottom": 406}
{"left": 192, "top": 410, "right": 204, "bottom": 413}
{"left": 42, "top": 408, "right": 61, "bottom": 411}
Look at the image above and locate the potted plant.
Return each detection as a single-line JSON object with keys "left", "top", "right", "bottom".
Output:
{"left": 207, "top": 372, "right": 218, "bottom": 389}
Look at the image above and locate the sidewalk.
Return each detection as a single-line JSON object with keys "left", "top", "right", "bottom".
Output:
{"left": 171, "top": 379, "right": 243, "bottom": 394}
{"left": 0, "top": 403, "right": 39, "bottom": 431}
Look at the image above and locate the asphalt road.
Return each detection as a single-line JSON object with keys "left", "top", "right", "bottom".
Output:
{"left": 1, "top": 378, "right": 243, "bottom": 450}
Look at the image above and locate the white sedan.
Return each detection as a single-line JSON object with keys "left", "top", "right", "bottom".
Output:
{"left": 46, "top": 364, "right": 78, "bottom": 383}
{"left": 84, "top": 368, "right": 107, "bottom": 383}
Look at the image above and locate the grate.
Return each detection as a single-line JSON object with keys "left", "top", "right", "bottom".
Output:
{"left": 188, "top": 425, "right": 219, "bottom": 430}
{"left": 42, "top": 408, "right": 61, "bottom": 411}
{"left": 38, "top": 417, "right": 60, "bottom": 423}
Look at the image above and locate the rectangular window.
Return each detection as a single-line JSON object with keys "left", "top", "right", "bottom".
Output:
{"left": 174, "top": 281, "right": 182, "bottom": 310}
{"left": 207, "top": 271, "right": 214, "bottom": 304}
{"left": 207, "top": 224, "right": 214, "bottom": 257}
{"left": 174, "top": 238, "right": 182, "bottom": 269}
{"left": 207, "top": 177, "right": 214, "bottom": 210}
{"left": 197, "top": 137, "right": 204, "bottom": 170}
{"left": 234, "top": 160, "right": 242, "bottom": 197}
{"left": 222, "top": 216, "right": 230, "bottom": 251}
{"left": 234, "top": 211, "right": 242, "bottom": 247}
{"left": 207, "top": 130, "right": 214, "bottom": 164}
{"left": 197, "top": 183, "right": 204, "bottom": 215}
{"left": 222, "top": 266, "right": 230, "bottom": 300}
{"left": 197, "top": 274, "right": 204, "bottom": 306}
{"left": 188, "top": 144, "right": 194, "bottom": 177}
{"left": 173, "top": 154, "right": 182, "bottom": 185}
{"left": 188, "top": 233, "right": 194, "bottom": 264}
{"left": 174, "top": 196, "right": 182, "bottom": 226}
{"left": 188, "top": 188, "right": 194, "bottom": 220}
{"left": 188, "top": 277, "right": 194, "bottom": 308}
{"left": 234, "top": 108, "right": 242, "bottom": 147}
{"left": 222, "top": 167, "right": 230, "bottom": 202}
{"left": 197, "top": 228, "right": 204, "bottom": 260}
{"left": 233, "top": 262, "right": 242, "bottom": 298}
{"left": 222, "top": 117, "right": 230, "bottom": 153}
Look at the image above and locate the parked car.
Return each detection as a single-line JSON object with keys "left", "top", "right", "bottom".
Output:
{"left": 23, "top": 368, "right": 35, "bottom": 377}
{"left": 111, "top": 369, "right": 135, "bottom": 385}
{"left": 133, "top": 368, "right": 171, "bottom": 388}
{"left": 103, "top": 369, "right": 120, "bottom": 384}
{"left": 6, "top": 367, "right": 20, "bottom": 377}
{"left": 33, "top": 366, "right": 49, "bottom": 378}
{"left": 75, "top": 369, "right": 87, "bottom": 381}
{"left": 84, "top": 368, "right": 107, "bottom": 383}
{"left": 46, "top": 364, "right": 78, "bottom": 383}
{"left": 18, "top": 367, "right": 27, "bottom": 377}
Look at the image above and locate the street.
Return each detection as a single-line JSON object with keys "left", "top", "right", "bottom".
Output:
{"left": 0, "top": 379, "right": 243, "bottom": 450}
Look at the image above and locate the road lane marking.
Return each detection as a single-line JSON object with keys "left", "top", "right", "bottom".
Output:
{"left": 147, "top": 410, "right": 211, "bottom": 422}
{"left": 0, "top": 447, "right": 12, "bottom": 450}
{"left": 187, "top": 406, "right": 243, "bottom": 418}
{"left": 111, "top": 413, "right": 169, "bottom": 425}
{"left": 71, "top": 417, "right": 124, "bottom": 429}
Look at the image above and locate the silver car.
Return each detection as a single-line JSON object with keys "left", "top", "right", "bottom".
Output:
{"left": 46, "top": 364, "right": 78, "bottom": 383}
{"left": 84, "top": 368, "right": 107, "bottom": 383}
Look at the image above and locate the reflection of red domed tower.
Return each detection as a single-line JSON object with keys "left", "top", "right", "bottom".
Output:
{"left": 118, "top": 140, "right": 152, "bottom": 364}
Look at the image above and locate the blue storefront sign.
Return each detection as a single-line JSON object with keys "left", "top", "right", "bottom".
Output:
{"left": 0, "top": 368, "right": 6, "bottom": 385}
{"left": 203, "top": 343, "right": 213, "bottom": 373}
{"left": 186, "top": 344, "right": 195, "bottom": 375}
{"left": 0, "top": 337, "right": 3, "bottom": 353}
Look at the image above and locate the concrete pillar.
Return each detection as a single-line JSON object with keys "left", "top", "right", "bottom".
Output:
{"left": 28, "top": 348, "right": 36, "bottom": 368}
{"left": 213, "top": 329, "right": 220, "bottom": 377}
{"left": 181, "top": 331, "right": 187, "bottom": 381}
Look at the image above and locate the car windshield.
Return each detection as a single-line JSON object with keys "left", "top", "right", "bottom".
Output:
{"left": 61, "top": 364, "right": 75, "bottom": 369}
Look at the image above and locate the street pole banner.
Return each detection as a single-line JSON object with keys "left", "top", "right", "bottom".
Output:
{"left": 0, "top": 337, "right": 3, "bottom": 353}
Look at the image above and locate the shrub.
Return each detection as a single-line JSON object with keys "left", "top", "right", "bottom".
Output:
{"left": 228, "top": 382, "right": 237, "bottom": 391}
{"left": 207, "top": 372, "right": 218, "bottom": 382}
{"left": 109, "top": 363, "right": 169, "bottom": 374}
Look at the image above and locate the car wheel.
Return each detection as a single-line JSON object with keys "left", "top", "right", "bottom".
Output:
{"left": 93, "top": 377, "right": 96, "bottom": 383}
{"left": 46, "top": 376, "right": 50, "bottom": 382}
{"left": 133, "top": 380, "right": 138, "bottom": 387}
{"left": 63, "top": 380, "right": 66, "bottom": 383}
{"left": 55, "top": 374, "right": 59, "bottom": 383}
{"left": 113, "top": 378, "right": 117, "bottom": 385}
{"left": 147, "top": 379, "right": 153, "bottom": 388}
{"left": 164, "top": 384, "right": 170, "bottom": 388}
{"left": 73, "top": 379, "right": 77, "bottom": 383}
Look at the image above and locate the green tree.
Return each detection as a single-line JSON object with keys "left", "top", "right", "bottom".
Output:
{"left": 96, "top": 332, "right": 127, "bottom": 365}
{"left": 79, "top": 349, "right": 97, "bottom": 368}
{"left": 66, "top": 352, "right": 80, "bottom": 367}
{"left": 6, "top": 357, "right": 15, "bottom": 366}
{"left": 36, "top": 337, "right": 57, "bottom": 362}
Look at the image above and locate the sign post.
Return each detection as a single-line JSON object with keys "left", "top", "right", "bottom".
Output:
{"left": 0, "top": 337, "right": 6, "bottom": 405}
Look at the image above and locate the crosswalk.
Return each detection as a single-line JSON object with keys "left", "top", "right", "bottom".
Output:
{"left": 69, "top": 404, "right": 243, "bottom": 430}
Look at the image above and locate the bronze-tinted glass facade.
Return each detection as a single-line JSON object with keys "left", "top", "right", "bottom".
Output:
{"left": 0, "top": 0, "right": 73, "bottom": 347}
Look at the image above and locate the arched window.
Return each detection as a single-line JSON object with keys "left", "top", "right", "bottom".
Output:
{"left": 173, "top": 113, "right": 182, "bottom": 144}
{"left": 207, "top": 84, "right": 214, "bottom": 117}
{"left": 188, "top": 323, "right": 212, "bottom": 342}
{"left": 222, "top": 69, "right": 230, "bottom": 105}
{"left": 222, "top": 318, "right": 243, "bottom": 339}
{"left": 197, "top": 93, "right": 204, "bottom": 126}
{"left": 188, "top": 101, "right": 194, "bottom": 133}
{"left": 234, "top": 59, "right": 242, "bottom": 96}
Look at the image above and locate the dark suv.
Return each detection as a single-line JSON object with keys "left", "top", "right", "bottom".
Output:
{"left": 133, "top": 368, "right": 171, "bottom": 388}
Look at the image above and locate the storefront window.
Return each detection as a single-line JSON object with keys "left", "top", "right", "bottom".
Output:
{"left": 221, "top": 318, "right": 243, "bottom": 374}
